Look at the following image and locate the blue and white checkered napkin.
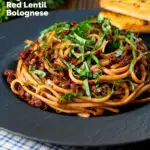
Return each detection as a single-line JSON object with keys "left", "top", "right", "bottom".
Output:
{"left": 0, "top": 129, "right": 132, "bottom": 150}
{"left": 0, "top": 129, "right": 83, "bottom": 150}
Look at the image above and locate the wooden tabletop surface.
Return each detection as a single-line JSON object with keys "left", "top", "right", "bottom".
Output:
{"left": 60, "top": 0, "right": 101, "bottom": 10}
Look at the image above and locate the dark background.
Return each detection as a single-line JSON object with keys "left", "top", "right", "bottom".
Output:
{"left": 60, "top": 0, "right": 100, "bottom": 10}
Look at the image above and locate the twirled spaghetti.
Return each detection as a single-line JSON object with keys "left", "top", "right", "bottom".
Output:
{"left": 4, "top": 16, "right": 150, "bottom": 117}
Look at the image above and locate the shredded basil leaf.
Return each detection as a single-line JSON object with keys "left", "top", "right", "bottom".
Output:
{"left": 74, "top": 20, "right": 93, "bottom": 37}
{"left": 114, "top": 28, "right": 119, "bottom": 42}
{"left": 53, "top": 36, "right": 61, "bottom": 42}
{"left": 38, "top": 33, "right": 45, "bottom": 43}
{"left": 96, "top": 34, "right": 105, "bottom": 48}
{"left": 38, "top": 22, "right": 69, "bottom": 42}
{"left": 24, "top": 41, "right": 34, "bottom": 49}
{"left": 97, "top": 15, "right": 105, "bottom": 23}
{"left": 126, "top": 32, "right": 138, "bottom": 72}
{"left": 55, "top": 24, "right": 70, "bottom": 34}
{"left": 41, "top": 22, "right": 69, "bottom": 34}
{"left": 102, "top": 18, "right": 111, "bottom": 34}
{"left": 83, "top": 79, "right": 91, "bottom": 98}
{"left": 83, "top": 61, "right": 89, "bottom": 72}
{"left": 129, "top": 59, "right": 135, "bottom": 73}
{"left": 29, "top": 65, "right": 46, "bottom": 77}
{"left": 63, "top": 60, "right": 95, "bottom": 79}
{"left": 87, "top": 57, "right": 91, "bottom": 67}
{"left": 94, "top": 71, "right": 103, "bottom": 83}
{"left": 72, "top": 33, "right": 86, "bottom": 45}
{"left": 22, "top": 84, "right": 29, "bottom": 87}
{"left": 71, "top": 44, "right": 85, "bottom": 61}
{"left": 42, "top": 36, "right": 49, "bottom": 49}
{"left": 59, "top": 92, "right": 83, "bottom": 102}
{"left": 141, "top": 52, "right": 150, "bottom": 57}
{"left": 113, "top": 79, "right": 135, "bottom": 92}
{"left": 70, "top": 48, "right": 81, "bottom": 58}
{"left": 115, "top": 44, "right": 124, "bottom": 57}
{"left": 88, "top": 53, "right": 100, "bottom": 65}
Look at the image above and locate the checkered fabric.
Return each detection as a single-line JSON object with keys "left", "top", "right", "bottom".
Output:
{"left": 0, "top": 129, "right": 84, "bottom": 150}
{"left": 0, "top": 129, "right": 135, "bottom": 150}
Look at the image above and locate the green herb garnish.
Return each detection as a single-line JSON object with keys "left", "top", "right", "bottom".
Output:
{"left": 113, "top": 79, "right": 135, "bottom": 92}
{"left": 83, "top": 79, "right": 91, "bottom": 98}
{"left": 115, "top": 44, "right": 124, "bottom": 57}
{"left": 63, "top": 60, "right": 95, "bottom": 79}
{"left": 38, "top": 22, "right": 69, "bottom": 42}
{"left": 114, "top": 28, "right": 119, "bottom": 42}
{"left": 88, "top": 53, "right": 100, "bottom": 65}
{"left": 83, "top": 61, "right": 89, "bottom": 72}
{"left": 24, "top": 41, "right": 34, "bottom": 49}
{"left": 29, "top": 65, "right": 46, "bottom": 77}
{"left": 126, "top": 32, "right": 138, "bottom": 72}
{"left": 96, "top": 34, "right": 105, "bottom": 48}
{"left": 59, "top": 92, "right": 83, "bottom": 102}
{"left": 70, "top": 48, "right": 81, "bottom": 59}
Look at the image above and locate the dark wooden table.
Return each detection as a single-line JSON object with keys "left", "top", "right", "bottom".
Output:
{"left": 60, "top": 0, "right": 100, "bottom": 10}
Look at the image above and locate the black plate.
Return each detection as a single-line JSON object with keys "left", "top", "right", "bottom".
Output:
{"left": 0, "top": 10, "right": 150, "bottom": 147}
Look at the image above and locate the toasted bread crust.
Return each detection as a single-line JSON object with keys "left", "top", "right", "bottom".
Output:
{"left": 99, "top": 11, "right": 150, "bottom": 33}
{"left": 100, "top": 0, "right": 150, "bottom": 21}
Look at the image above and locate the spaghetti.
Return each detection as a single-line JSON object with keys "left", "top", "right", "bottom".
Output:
{"left": 4, "top": 16, "right": 150, "bottom": 117}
